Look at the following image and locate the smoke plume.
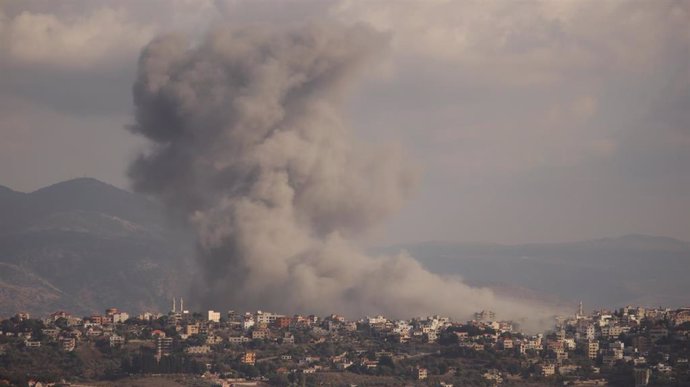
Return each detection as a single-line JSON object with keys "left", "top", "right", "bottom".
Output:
{"left": 128, "top": 23, "right": 556, "bottom": 327}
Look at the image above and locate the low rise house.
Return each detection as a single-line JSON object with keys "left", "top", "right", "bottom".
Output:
{"left": 228, "top": 336, "right": 251, "bottom": 344}
{"left": 251, "top": 328, "right": 269, "bottom": 340}
{"left": 537, "top": 363, "right": 555, "bottom": 377}
{"left": 185, "top": 345, "right": 211, "bottom": 355}
{"left": 241, "top": 351, "right": 256, "bottom": 365}
{"left": 60, "top": 337, "right": 76, "bottom": 352}
{"left": 109, "top": 335, "right": 125, "bottom": 347}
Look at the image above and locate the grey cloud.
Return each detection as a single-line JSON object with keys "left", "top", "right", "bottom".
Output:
{"left": 341, "top": 0, "right": 690, "bottom": 244}
{"left": 1, "top": 0, "right": 686, "bottom": 255}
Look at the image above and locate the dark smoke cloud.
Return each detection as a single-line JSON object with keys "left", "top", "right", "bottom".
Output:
{"left": 128, "top": 23, "right": 557, "bottom": 327}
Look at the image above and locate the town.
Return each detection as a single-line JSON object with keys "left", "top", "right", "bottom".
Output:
{"left": 1, "top": 301, "right": 689, "bottom": 386}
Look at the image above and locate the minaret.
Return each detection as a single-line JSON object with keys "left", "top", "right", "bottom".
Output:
{"left": 172, "top": 297, "right": 177, "bottom": 313}
{"left": 180, "top": 298, "right": 184, "bottom": 312}
{"left": 578, "top": 301, "right": 584, "bottom": 317}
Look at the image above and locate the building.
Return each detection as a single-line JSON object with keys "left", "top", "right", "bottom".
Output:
{"left": 553, "top": 349, "right": 568, "bottom": 362}
{"left": 474, "top": 310, "right": 496, "bottom": 321}
{"left": 90, "top": 315, "right": 105, "bottom": 325}
{"left": 632, "top": 335, "right": 651, "bottom": 352}
{"left": 537, "top": 363, "right": 555, "bottom": 377}
{"left": 274, "top": 316, "right": 291, "bottom": 328}
{"left": 112, "top": 312, "right": 129, "bottom": 324}
{"left": 425, "top": 331, "right": 438, "bottom": 343}
{"left": 603, "top": 349, "right": 623, "bottom": 366}
{"left": 185, "top": 323, "right": 200, "bottom": 336}
{"left": 138, "top": 312, "right": 161, "bottom": 321}
{"left": 170, "top": 297, "right": 186, "bottom": 313}
{"left": 242, "top": 314, "right": 255, "bottom": 330}
{"left": 416, "top": 367, "right": 427, "bottom": 380}
{"left": 41, "top": 328, "right": 60, "bottom": 340}
{"left": 109, "top": 335, "right": 125, "bottom": 347}
{"left": 256, "top": 311, "right": 283, "bottom": 325}
{"left": 336, "top": 361, "right": 353, "bottom": 370}
{"left": 252, "top": 328, "right": 269, "bottom": 340}
{"left": 207, "top": 310, "right": 221, "bottom": 323}
{"left": 483, "top": 369, "right": 503, "bottom": 384}
{"left": 673, "top": 308, "right": 690, "bottom": 326}
{"left": 228, "top": 336, "right": 251, "bottom": 344}
{"left": 185, "top": 345, "right": 211, "bottom": 355}
{"left": 564, "top": 338, "right": 577, "bottom": 350}
{"left": 49, "top": 311, "right": 70, "bottom": 322}
{"left": 367, "top": 315, "right": 387, "bottom": 325}
{"left": 206, "top": 335, "right": 223, "bottom": 345}
{"left": 281, "top": 332, "right": 295, "bottom": 344}
{"left": 586, "top": 340, "right": 599, "bottom": 359}
{"left": 634, "top": 367, "right": 651, "bottom": 387}
{"left": 558, "top": 365, "right": 579, "bottom": 375}
{"left": 241, "top": 351, "right": 256, "bottom": 365}
{"left": 15, "top": 312, "right": 30, "bottom": 321}
{"left": 60, "top": 337, "right": 76, "bottom": 352}
{"left": 610, "top": 340, "right": 624, "bottom": 351}
{"left": 602, "top": 325, "right": 623, "bottom": 338}
{"left": 156, "top": 336, "right": 173, "bottom": 359}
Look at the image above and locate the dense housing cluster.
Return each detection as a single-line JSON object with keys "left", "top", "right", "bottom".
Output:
{"left": 0, "top": 303, "right": 689, "bottom": 386}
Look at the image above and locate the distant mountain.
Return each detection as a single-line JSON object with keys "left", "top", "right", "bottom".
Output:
{"left": 0, "top": 178, "right": 167, "bottom": 236}
{"left": 1, "top": 177, "right": 687, "bottom": 317}
{"left": 377, "top": 235, "right": 690, "bottom": 311}
{"left": 0, "top": 178, "right": 195, "bottom": 318}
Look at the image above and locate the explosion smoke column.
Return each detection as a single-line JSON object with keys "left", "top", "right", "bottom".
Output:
{"left": 128, "top": 23, "right": 555, "bottom": 326}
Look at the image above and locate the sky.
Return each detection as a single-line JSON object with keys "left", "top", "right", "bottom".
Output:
{"left": 1, "top": 0, "right": 688, "bottom": 245}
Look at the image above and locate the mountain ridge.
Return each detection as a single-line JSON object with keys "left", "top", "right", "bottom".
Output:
{"left": 0, "top": 177, "right": 687, "bottom": 317}
{"left": 389, "top": 233, "right": 690, "bottom": 252}
{"left": 0, "top": 178, "right": 194, "bottom": 317}
{"left": 376, "top": 234, "right": 690, "bottom": 310}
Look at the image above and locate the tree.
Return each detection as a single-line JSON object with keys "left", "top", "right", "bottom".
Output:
{"left": 379, "top": 355, "right": 395, "bottom": 368}
{"left": 54, "top": 317, "right": 70, "bottom": 330}
{"left": 606, "top": 362, "right": 634, "bottom": 387}
{"left": 17, "top": 319, "right": 45, "bottom": 339}
{"left": 0, "top": 319, "right": 14, "bottom": 334}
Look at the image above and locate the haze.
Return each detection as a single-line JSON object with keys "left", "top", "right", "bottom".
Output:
{"left": 1, "top": 0, "right": 688, "bottom": 245}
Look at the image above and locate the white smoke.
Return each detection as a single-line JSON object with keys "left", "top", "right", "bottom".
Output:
{"left": 128, "top": 23, "right": 557, "bottom": 329}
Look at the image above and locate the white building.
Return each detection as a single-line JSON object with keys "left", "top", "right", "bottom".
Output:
{"left": 367, "top": 315, "right": 387, "bottom": 325}
{"left": 228, "top": 336, "right": 251, "bottom": 344}
{"left": 112, "top": 312, "right": 129, "bottom": 323}
{"left": 242, "top": 314, "right": 255, "bottom": 330}
{"left": 185, "top": 345, "right": 211, "bottom": 355}
{"left": 256, "top": 311, "right": 283, "bottom": 325}
{"left": 109, "top": 335, "right": 125, "bottom": 347}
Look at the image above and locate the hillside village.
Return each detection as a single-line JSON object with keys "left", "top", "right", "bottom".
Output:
{"left": 1, "top": 301, "right": 689, "bottom": 386}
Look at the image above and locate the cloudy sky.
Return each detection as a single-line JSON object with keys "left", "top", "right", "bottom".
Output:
{"left": 1, "top": 0, "right": 688, "bottom": 244}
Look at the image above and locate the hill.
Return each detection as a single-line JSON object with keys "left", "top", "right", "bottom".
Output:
{"left": 0, "top": 178, "right": 195, "bottom": 317}
{"left": 377, "top": 235, "right": 690, "bottom": 311}
{"left": 1, "top": 178, "right": 687, "bottom": 317}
